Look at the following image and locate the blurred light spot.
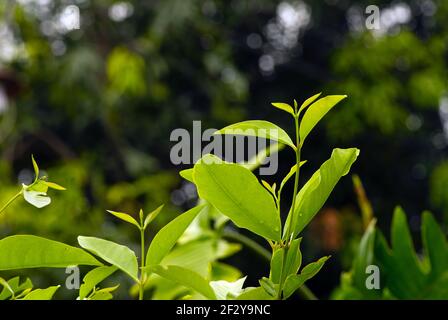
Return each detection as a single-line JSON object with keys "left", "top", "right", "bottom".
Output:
{"left": 0, "top": 86, "right": 8, "bottom": 114}
{"left": 18, "top": 169, "right": 33, "bottom": 185}
{"left": 246, "top": 33, "right": 262, "bottom": 49}
{"left": 108, "top": 2, "right": 134, "bottom": 22}
{"left": 51, "top": 39, "right": 66, "bottom": 56}
{"left": 412, "top": 163, "right": 427, "bottom": 180}
{"left": 221, "top": 67, "right": 236, "bottom": 83}
{"left": 432, "top": 132, "right": 447, "bottom": 149}
{"left": 406, "top": 114, "right": 423, "bottom": 131}
{"left": 439, "top": 96, "right": 448, "bottom": 140}
{"left": 259, "top": 54, "right": 275, "bottom": 74}
{"left": 57, "top": 5, "right": 80, "bottom": 32}
{"left": 182, "top": 183, "right": 197, "bottom": 200}
{"left": 171, "top": 189, "right": 186, "bottom": 206}
{"left": 419, "top": 0, "right": 437, "bottom": 16}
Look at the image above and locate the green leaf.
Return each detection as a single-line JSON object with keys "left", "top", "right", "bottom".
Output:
{"left": 88, "top": 285, "right": 119, "bottom": 300}
{"left": 285, "top": 148, "right": 359, "bottom": 238}
{"left": 0, "top": 235, "right": 102, "bottom": 270}
{"left": 259, "top": 277, "right": 277, "bottom": 297}
{"left": 270, "top": 248, "right": 285, "bottom": 284}
{"left": 0, "top": 278, "right": 14, "bottom": 299}
{"left": 143, "top": 204, "right": 164, "bottom": 229}
{"left": 106, "top": 210, "right": 140, "bottom": 228}
{"left": 298, "top": 92, "right": 322, "bottom": 115}
{"left": 236, "top": 287, "right": 274, "bottom": 300}
{"left": 150, "top": 265, "right": 216, "bottom": 299}
{"left": 146, "top": 204, "right": 206, "bottom": 267}
{"left": 79, "top": 266, "right": 118, "bottom": 299}
{"left": 284, "top": 238, "right": 302, "bottom": 277}
{"left": 0, "top": 277, "right": 33, "bottom": 300}
{"left": 179, "top": 169, "right": 194, "bottom": 183}
{"left": 214, "top": 120, "right": 296, "bottom": 150}
{"left": 283, "top": 256, "right": 329, "bottom": 299}
{"left": 240, "top": 143, "right": 284, "bottom": 171}
{"left": 271, "top": 102, "right": 295, "bottom": 116}
{"left": 31, "top": 155, "right": 39, "bottom": 181}
{"left": 78, "top": 236, "right": 139, "bottom": 282}
{"left": 299, "top": 95, "right": 347, "bottom": 143}
{"left": 44, "top": 181, "right": 66, "bottom": 190}
{"left": 422, "top": 211, "right": 448, "bottom": 278}
{"left": 210, "top": 277, "right": 246, "bottom": 300}
{"left": 21, "top": 286, "right": 60, "bottom": 300}
{"left": 193, "top": 154, "right": 281, "bottom": 241}
{"left": 279, "top": 161, "right": 307, "bottom": 193}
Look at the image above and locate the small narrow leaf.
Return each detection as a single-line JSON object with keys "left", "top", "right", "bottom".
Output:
{"left": 78, "top": 236, "right": 139, "bottom": 282}
{"left": 270, "top": 248, "right": 285, "bottom": 284}
{"left": 151, "top": 265, "right": 216, "bottom": 299}
{"left": 146, "top": 204, "right": 206, "bottom": 266}
{"left": 143, "top": 204, "right": 164, "bottom": 229}
{"left": 79, "top": 266, "right": 118, "bottom": 299}
{"left": 284, "top": 238, "right": 303, "bottom": 277}
{"left": 298, "top": 92, "right": 322, "bottom": 114}
{"left": 31, "top": 155, "right": 39, "bottom": 181}
{"left": 279, "top": 161, "right": 307, "bottom": 192}
{"left": 0, "top": 278, "right": 14, "bottom": 299}
{"left": 44, "top": 181, "right": 66, "bottom": 191}
{"left": 271, "top": 102, "right": 295, "bottom": 116}
{"left": 179, "top": 169, "right": 194, "bottom": 183}
{"left": 214, "top": 120, "right": 296, "bottom": 150}
{"left": 0, "top": 235, "right": 102, "bottom": 270}
{"left": 21, "top": 286, "right": 60, "bottom": 300}
{"left": 106, "top": 210, "right": 140, "bottom": 228}
{"left": 259, "top": 277, "right": 277, "bottom": 297}
{"left": 299, "top": 95, "right": 347, "bottom": 143}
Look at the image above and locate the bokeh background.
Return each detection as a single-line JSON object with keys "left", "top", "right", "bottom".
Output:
{"left": 0, "top": 0, "right": 447, "bottom": 299}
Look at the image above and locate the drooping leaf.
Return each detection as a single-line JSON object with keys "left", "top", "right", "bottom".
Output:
{"left": 299, "top": 95, "right": 347, "bottom": 143}
{"left": 79, "top": 266, "right": 118, "bottom": 299}
{"left": 0, "top": 235, "right": 102, "bottom": 270}
{"left": 21, "top": 286, "right": 60, "bottom": 300}
{"left": 210, "top": 277, "right": 246, "bottom": 300}
{"left": 22, "top": 189, "right": 51, "bottom": 208}
{"left": 193, "top": 154, "right": 281, "bottom": 241}
{"left": 214, "top": 120, "right": 296, "bottom": 150}
{"left": 143, "top": 204, "right": 164, "bottom": 229}
{"left": 150, "top": 265, "right": 216, "bottom": 299}
{"left": 106, "top": 210, "right": 140, "bottom": 228}
{"left": 78, "top": 236, "right": 139, "bottom": 282}
{"left": 285, "top": 148, "right": 359, "bottom": 238}
{"left": 146, "top": 204, "right": 206, "bottom": 267}
{"left": 283, "top": 256, "right": 329, "bottom": 299}
{"left": 271, "top": 102, "right": 295, "bottom": 116}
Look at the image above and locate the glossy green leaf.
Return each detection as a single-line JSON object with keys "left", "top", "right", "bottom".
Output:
{"left": 193, "top": 154, "right": 281, "bottom": 241}
{"left": 270, "top": 248, "right": 285, "bottom": 284}
{"left": 0, "top": 278, "right": 14, "bottom": 299}
{"left": 283, "top": 256, "right": 329, "bottom": 299}
{"left": 79, "top": 266, "right": 118, "bottom": 299}
{"left": 214, "top": 120, "right": 296, "bottom": 150}
{"left": 150, "top": 265, "right": 216, "bottom": 299}
{"left": 106, "top": 210, "right": 140, "bottom": 228}
{"left": 0, "top": 235, "right": 102, "bottom": 270}
{"left": 143, "top": 204, "right": 164, "bottom": 229}
{"left": 78, "top": 236, "right": 139, "bottom": 282}
{"left": 259, "top": 277, "right": 277, "bottom": 297}
{"left": 271, "top": 102, "right": 295, "bottom": 116}
{"left": 21, "top": 286, "right": 59, "bottom": 300}
{"left": 299, "top": 95, "right": 347, "bottom": 143}
{"left": 285, "top": 148, "right": 359, "bottom": 238}
{"left": 146, "top": 204, "right": 206, "bottom": 266}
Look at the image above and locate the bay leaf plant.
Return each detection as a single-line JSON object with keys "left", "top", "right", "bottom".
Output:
{"left": 175, "top": 93, "right": 360, "bottom": 299}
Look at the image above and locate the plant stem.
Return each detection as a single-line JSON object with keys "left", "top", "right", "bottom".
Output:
{"left": 222, "top": 229, "right": 317, "bottom": 300}
{"left": 139, "top": 227, "right": 145, "bottom": 300}
{"left": 0, "top": 190, "right": 22, "bottom": 216}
